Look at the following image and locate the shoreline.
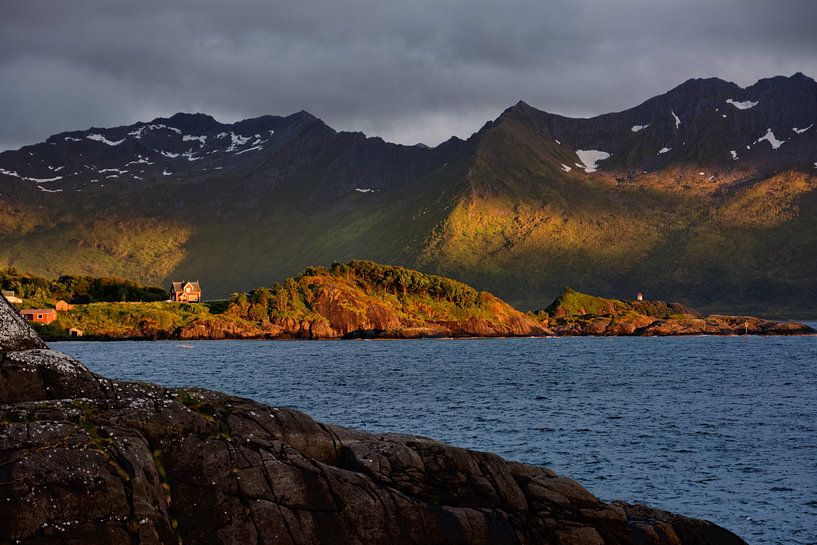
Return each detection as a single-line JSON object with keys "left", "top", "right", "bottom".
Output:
{"left": 45, "top": 327, "right": 817, "bottom": 342}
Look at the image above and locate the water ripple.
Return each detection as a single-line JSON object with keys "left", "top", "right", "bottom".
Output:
{"left": 54, "top": 333, "right": 817, "bottom": 545}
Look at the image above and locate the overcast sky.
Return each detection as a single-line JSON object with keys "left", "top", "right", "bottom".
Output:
{"left": 1, "top": 0, "right": 816, "bottom": 150}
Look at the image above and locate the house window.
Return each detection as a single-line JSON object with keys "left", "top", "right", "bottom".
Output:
{"left": 37, "top": 314, "right": 43, "bottom": 319}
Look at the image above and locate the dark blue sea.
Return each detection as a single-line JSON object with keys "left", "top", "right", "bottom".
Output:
{"left": 53, "top": 332, "right": 817, "bottom": 545}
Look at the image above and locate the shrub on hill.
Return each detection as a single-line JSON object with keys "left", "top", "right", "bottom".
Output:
{"left": 0, "top": 269, "right": 168, "bottom": 304}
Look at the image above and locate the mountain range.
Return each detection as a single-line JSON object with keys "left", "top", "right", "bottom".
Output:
{"left": 1, "top": 73, "right": 816, "bottom": 316}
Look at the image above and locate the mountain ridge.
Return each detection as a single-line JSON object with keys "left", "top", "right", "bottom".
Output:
{"left": 1, "top": 73, "right": 816, "bottom": 316}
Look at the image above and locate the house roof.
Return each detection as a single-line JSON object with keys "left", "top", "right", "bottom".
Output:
{"left": 21, "top": 309, "right": 57, "bottom": 315}
{"left": 171, "top": 281, "right": 201, "bottom": 292}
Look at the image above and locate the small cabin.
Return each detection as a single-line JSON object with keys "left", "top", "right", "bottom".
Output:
{"left": 2, "top": 290, "right": 23, "bottom": 305}
{"left": 170, "top": 281, "right": 202, "bottom": 303}
{"left": 21, "top": 309, "right": 57, "bottom": 325}
{"left": 68, "top": 327, "right": 84, "bottom": 337}
{"left": 636, "top": 291, "right": 644, "bottom": 302}
{"left": 55, "top": 300, "right": 74, "bottom": 312}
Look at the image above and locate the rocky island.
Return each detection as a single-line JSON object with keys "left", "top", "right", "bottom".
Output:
{"left": 539, "top": 288, "right": 816, "bottom": 336}
{"left": 0, "top": 287, "right": 749, "bottom": 544}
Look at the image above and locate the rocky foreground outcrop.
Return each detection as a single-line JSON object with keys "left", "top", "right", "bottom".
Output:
{"left": 0, "top": 297, "right": 747, "bottom": 545}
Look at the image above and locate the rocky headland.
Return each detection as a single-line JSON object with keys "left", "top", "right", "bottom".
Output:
{"left": 539, "top": 288, "right": 815, "bottom": 336}
{"left": 0, "top": 291, "right": 750, "bottom": 544}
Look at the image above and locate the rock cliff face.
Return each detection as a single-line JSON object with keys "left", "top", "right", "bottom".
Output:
{"left": 0, "top": 297, "right": 748, "bottom": 545}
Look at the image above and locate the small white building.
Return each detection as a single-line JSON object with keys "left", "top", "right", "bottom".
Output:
{"left": 2, "top": 290, "right": 23, "bottom": 305}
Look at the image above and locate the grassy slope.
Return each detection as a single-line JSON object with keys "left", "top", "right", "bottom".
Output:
{"left": 417, "top": 116, "right": 817, "bottom": 317}
{"left": 45, "top": 301, "right": 221, "bottom": 338}
{"left": 168, "top": 148, "right": 471, "bottom": 297}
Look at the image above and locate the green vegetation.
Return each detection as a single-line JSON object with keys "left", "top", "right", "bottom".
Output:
{"left": 544, "top": 287, "right": 630, "bottom": 317}
{"left": 50, "top": 301, "right": 227, "bottom": 339}
{"left": 34, "top": 261, "right": 532, "bottom": 339}
{"left": 535, "top": 287, "right": 704, "bottom": 332}
{"left": 1, "top": 269, "right": 167, "bottom": 307}
{"left": 222, "top": 260, "right": 513, "bottom": 337}
{"left": 227, "top": 260, "right": 487, "bottom": 324}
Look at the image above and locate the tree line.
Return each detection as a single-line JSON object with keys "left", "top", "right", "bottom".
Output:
{"left": 1, "top": 269, "right": 168, "bottom": 304}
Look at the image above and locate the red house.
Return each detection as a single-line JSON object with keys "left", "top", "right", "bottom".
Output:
{"left": 21, "top": 309, "right": 57, "bottom": 325}
{"left": 170, "top": 281, "right": 202, "bottom": 302}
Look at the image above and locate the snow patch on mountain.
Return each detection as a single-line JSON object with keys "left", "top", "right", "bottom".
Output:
{"left": 0, "top": 168, "right": 63, "bottom": 183}
{"left": 64, "top": 136, "right": 82, "bottom": 142}
{"left": 29, "top": 175, "right": 63, "bottom": 183}
{"left": 658, "top": 147, "right": 671, "bottom": 154}
{"left": 225, "top": 133, "right": 251, "bottom": 152}
{"left": 631, "top": 124, "right": 649, "bottom": 132}
{"left": 671, "top": 110, "right": 681, "bottom": 129}
{"left": 160, "top": 151, "right": 180, "bottom": 158}
{"left": 756, "top": 128, "right": 785, "bottom": 150}
{"left": 560, "top": 164, "right": 572, "bottom": 172}
{"left": 125, "top": 157, "right": 153, "bottom": 166}
{"left": 183, "top": 135, "right": 207, "bottom": 146}
{"left": 354, "top": 188, "right": 379, "bottom": 193}
{"left": 730, "top": 150, "right": 738, "bottom": 160}
{"left": 128, "top": 124, "right": 182, "bottom": 138}
{"left": 574, "top": 150, "right": 611, "bottom": 173}
{"left": 87, "top": 134, "right": 125, "bottom": 146}
{"left": 726, "top": 99, "right": 758, "bottom": 110}
{"left": 793, "top": 124, "right": 813, "bottom": 134}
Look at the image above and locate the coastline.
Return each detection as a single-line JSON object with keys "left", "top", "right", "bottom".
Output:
{"left": 43, "top": 321, "right": 817, "bottom": 342}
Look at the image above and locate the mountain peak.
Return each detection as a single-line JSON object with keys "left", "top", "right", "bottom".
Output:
{"left": 506, "top": 100, "right": 539, "bottom": 114}
{"left": 790, "top": 71, "right": 814, "bottom": 82}
{"left": 665, "top": 76, "right": 740, "bottom": 98}
{"left": 152, "top": 112, "right": 221, "bottom": 133}
{"left": 747, "top": 72, "right": 817, "bottom": 92}
{"left": 495, "top": 100, "right": 546, "bottom": 125}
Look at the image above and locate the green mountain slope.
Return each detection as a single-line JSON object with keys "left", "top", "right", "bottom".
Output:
{"left": 419, "top": 104, "right": 817, "bottom": 316}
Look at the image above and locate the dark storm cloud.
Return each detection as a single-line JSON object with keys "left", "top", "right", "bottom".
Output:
{"left": 1, "top": 0, "right": 816, "bottom": 150}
